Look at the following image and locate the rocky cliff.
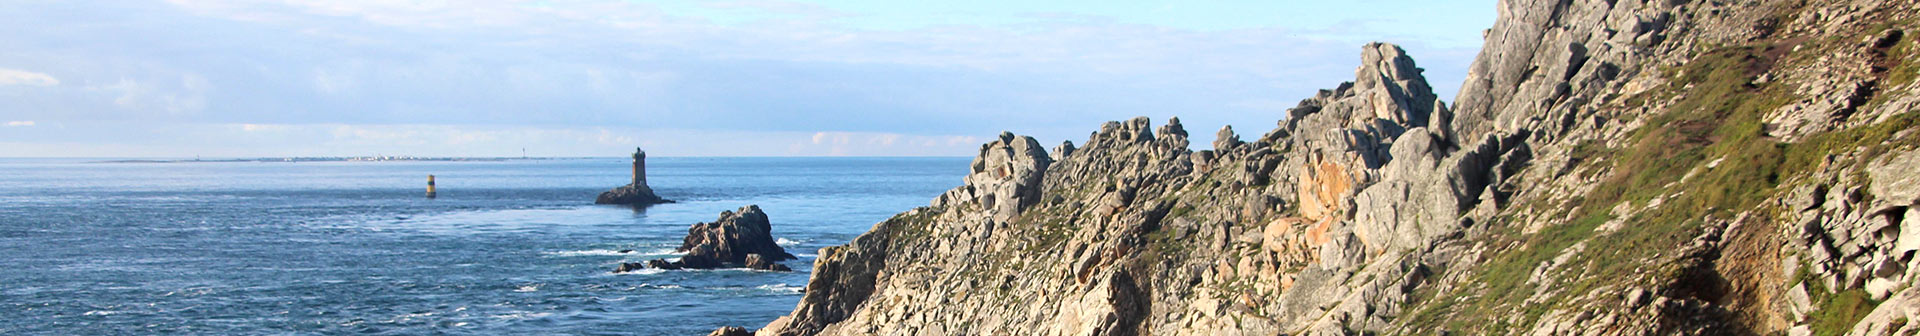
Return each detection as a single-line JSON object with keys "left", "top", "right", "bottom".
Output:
{"left": 736, "top": 0, "right": 1920, "bottom": 334}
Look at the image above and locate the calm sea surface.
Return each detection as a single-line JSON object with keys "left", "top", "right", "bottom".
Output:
{"left": 0, "top": 157, "right": 967, "bottom": 335}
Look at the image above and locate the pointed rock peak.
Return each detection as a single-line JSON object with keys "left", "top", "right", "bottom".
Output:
{"left": 1214, "top": 125, "right": 1242, "bottom": 151}
{"left": 1158, "top": 116, "right": 1187, "bottom": 140}
{"left": 1285, "top": 43, "right": 1442, "bottom": 134}
{"left": 1053, "top": 140, "right": 1076, "bottom": 159}
{"left": 1093, "top": 117, "right": 1156, "bottom": 144}
{"left": 1357, "top": 42, "right": 1439, "bottom": 129}
{"left": 1357, "top": 42, "right": 1425, "bottom": 86}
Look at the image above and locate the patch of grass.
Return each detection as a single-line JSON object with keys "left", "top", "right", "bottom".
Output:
{"left": 1167, "top": 203, "right": 1196, "bottom": 219}
{"left": 1409, "top": 44, "right": 1810, "bottom": 334}
{"left": 886, "top": 208, "right": 941, "bottom": 241}
{"left": 1888, "top": 31, "right": 1918, "bottom": 90}
{"left": 1807, "top": 286, "right": 1879, "bottom": 336}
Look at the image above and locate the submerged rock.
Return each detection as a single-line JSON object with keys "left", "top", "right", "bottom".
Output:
{"left": 614, "top": 205, "right": 797, "bottom": 273}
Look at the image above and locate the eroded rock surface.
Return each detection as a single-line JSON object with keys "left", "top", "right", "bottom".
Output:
{"left": 617, "top": 205, "right": 796, "bottom": 272}
{"left": 715, "top": 0, "right": 1920, "bottom": 334}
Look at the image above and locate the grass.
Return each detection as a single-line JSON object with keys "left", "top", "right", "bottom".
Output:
{"left": 1404, "top": 42, "right": 1816, "bottom": 334}
{"left": 1887, "top": 31, "right": 1917, "bottom": 91}
{"left": 1805, "top": 276, "right": 1881, "bottom": 336}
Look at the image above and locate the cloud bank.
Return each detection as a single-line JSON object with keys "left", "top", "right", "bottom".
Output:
{"left": 0, "top": 0, "right": 1492, "bottom": 157}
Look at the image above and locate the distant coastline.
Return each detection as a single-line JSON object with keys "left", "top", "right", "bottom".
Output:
{"left": 93, "top": 156, "right": 569, "bottom": 164}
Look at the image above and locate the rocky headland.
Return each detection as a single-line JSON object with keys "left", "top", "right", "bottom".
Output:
{"left": 716, "top": 0, "right": 1920, "bottom": 334}
{"left": 617, "top": 205, "right": 797, "bottom": 272}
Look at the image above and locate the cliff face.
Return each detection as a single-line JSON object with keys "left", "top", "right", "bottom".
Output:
{"left": 746, "top": 0, "right": 1920, "bottom": 334}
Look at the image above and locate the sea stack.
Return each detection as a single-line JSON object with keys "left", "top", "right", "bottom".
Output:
{"left": 595, "top": 147, "right": 672, "bottom": 206}
{"left": 615, "top": 205, "right": 797, "bottom": 272}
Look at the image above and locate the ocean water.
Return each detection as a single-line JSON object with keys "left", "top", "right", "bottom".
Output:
{"left": 0, "top": 157, "right": 968, "bottom": 335}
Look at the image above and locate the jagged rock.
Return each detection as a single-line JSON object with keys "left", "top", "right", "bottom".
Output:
{"left": 1868, "top": 150, "right": 1920, "bottom": 205}
{"left": 707, "top": 326, "right": 752, "bottom": 336}
{"left": 617, "top": 205, "right": 796, "bottom": 272}
{"left": 932, "top": 132, "right": 1053, "bottom": 224}
{"left": 746, "top": 253, "right": 793, "bottom": 272}
{"left": 679, "top": 205, "right": 797, "bottom": 263}
{"left": 1214, "top": 125, "right": 1241, "bottom": 151}
{"left": 738, "top": 1, "right": 1920, "bottom": 334}
{"left": 646, "top": 259, "right": 679, "bottom": 270}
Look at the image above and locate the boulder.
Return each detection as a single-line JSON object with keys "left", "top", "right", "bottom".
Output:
{"left": 616, "top": 205, "right": 798, "bottom": 272}
{"left": 680, "top": 205, "right": 798, "bottom": 263}
{"left": 708, "top": 326, "right": 752, "bottom": 336}
{"left": 747, "top": 253, "right": 793, "bottom": 271}
{"left": 1868, "top": 150, "right": 1920, "bottom": 205}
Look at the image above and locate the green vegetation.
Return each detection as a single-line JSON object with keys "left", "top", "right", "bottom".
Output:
{"left": 886, "top": 208, "right": 942, "bottom": 241}
{"left": 1887, "top": 31, "right": 1917, "bottom": 91}
{"left": 1404, "top": 35, "right": 1917, "bottom": 332}
{"left": 1804, "top": 275, "right": 1881, "bottom": 336}
{"left": 1425, "top": 45, "right": 1795, "bottom": 333}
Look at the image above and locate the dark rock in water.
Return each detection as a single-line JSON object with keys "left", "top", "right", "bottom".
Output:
{"left": 707, "top": 326, "right": 752, "bottom": 336}
{"left": 680, "top": 205, "right": 798, "bottom": 264}
{"left": 745, "top": 253, "right": 792, "bottom": 271}
{"left": 617, "top": 249, "right": 634, "bottom": 254}
{"left": 596, "top": 148, "right": 674, "bottom": 206}
{"left": 613, "top": 262, "right": 646, "bottom": 273}
{"left": 645, "top": 259, "right": 680, "bottom": 270}
{"left": 612, "top": 205, "right": 798, "bottom": 272}
{"left": 596, "top": 184, "right": 672, "bottom": 205}
{"left": 677, "top": 245, "right": 725, "bottom": 269}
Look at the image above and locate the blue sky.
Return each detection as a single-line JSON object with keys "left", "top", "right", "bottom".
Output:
{"left": 0, "top": 0, "right": 1493, "bottom": 157}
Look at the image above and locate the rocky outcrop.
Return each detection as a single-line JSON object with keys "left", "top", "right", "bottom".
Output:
{"left": 731, "top": 42, "right": 1515, "bottom": 335}
{"left": 707, "top": 326, "right": 752, "bottom": 336}
{"left": 596, "top": 184, "right": 669, "bottom": 205}
{"left": 729, "top": 0, "right": 1920, "bottom": 334}
{"left": 597, "top": 148, "right": 674, "bottom": 206}
{"left": 616, "top": 205, "right": 795, "bottom": 272}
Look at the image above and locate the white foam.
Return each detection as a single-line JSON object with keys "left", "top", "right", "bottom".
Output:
{"left": 492, "top": 312, "right": 552, "bottom": 320}
{"left": 392, "top": 312, "right": 435, "bottom": 320}
{"left": 776, "top": 238, "right": 804, "bottom": 247}
{"left": 638, "top": 283, "right": 685, "bottom": 290}
{"left": 514, "top": 284, "right": 541, "bottom": 292}
{"left": 82, "top": 310, "right": 118, "bottom": 316}
{"left": 756, "top": 284, "right": 805, "bottom": 294}
{"left": 542, "top": 250, "right": 627, "bottom": 257}
{"left": 613, "top": 268, "right": 666, "bottom": 275}
{"left": 545, "top": 248, "right": 678, "bottom": 257}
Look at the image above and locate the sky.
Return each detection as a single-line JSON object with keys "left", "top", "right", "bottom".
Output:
{"left": 0, "top": 0, "right": 1495, "bottom": 158}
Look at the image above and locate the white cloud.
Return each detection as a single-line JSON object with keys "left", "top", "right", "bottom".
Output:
{"left": 0, "top": 68, "right": 59, "bottom": 86}
{"left": 791, "top": 131, "right": 978, "bottom": 156}
{"left": 5, "top": 121, "right": 34, "bottom": 127}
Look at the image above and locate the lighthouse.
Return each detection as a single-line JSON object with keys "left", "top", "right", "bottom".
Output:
{"left": 597, "top": 147, "right": 671, "bottom": 205}
{"left": 632, "top": 148, "right": 647, "bottom": 186}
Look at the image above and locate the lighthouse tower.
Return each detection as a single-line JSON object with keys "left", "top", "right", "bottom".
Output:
{"left": 597, "top": 147, "right": 670, "bottom": 205}
{"left": 631, "top": 147, "right": 647, "bottom": 186}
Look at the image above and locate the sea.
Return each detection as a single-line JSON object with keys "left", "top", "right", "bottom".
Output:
{"left": 0, "top": 157, "right": 969, "bottom": 335}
